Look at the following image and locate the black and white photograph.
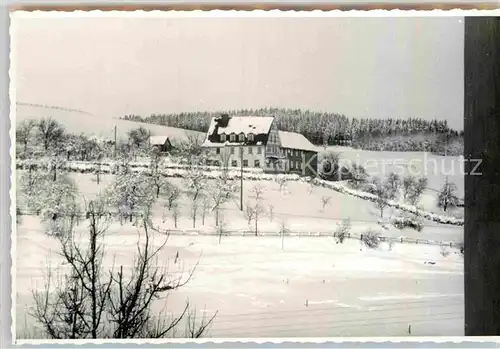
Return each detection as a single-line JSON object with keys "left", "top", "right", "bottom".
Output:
{"left": 11, "top": 11, "right": 469, "bottom": 341}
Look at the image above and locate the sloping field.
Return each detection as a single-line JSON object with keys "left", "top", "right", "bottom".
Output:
{"left": 15, "top": 103, "right": 204, "bottom": 143}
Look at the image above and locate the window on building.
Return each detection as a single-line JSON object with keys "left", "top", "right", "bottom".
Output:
{"left": 257, "top": 147, "right": 262, "bottom": 154}
{"left": 243, "top": 159, "right": 248, "bottom": 167}
{"left": 254, "top": 160, "right": 260, "bottom": 167}
{"left": 230, "top": 147, "right": 235, "bottom": 155}
{"left": 216, "top": 148, "right": 220, "bottom": 155}
{"left": 239, "top": 133, "right": 245, "bottom": 142}
{"left": 266, "top": 161, "right": 271, "bottom": 168}
{"left": 291, "top": 161, "right": 295, "bottom": 169}
{"left": 230, "top": 133, "right": 236, "bottom": 142}
{"left": 248, "top": 133, "right": 254, "bottom": 141}
{"left": 232, "top": 160, "right": 238, "bottom": 167}
{"left": 220, "top": 134, "right": 226, "bottom": 142}
{"left": 248, "top": 147, "right": 253, "bottom": 154}
{"left": 298, "top": 161, "right": 302, "bottom": 170}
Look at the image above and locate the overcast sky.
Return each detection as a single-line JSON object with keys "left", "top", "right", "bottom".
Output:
{"left": 13, "top": 15, "right": 464, "bottom": 130}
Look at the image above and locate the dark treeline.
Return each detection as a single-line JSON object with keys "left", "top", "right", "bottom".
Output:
{"left": 122, "top": 108, "right": 463, "bottom": 155}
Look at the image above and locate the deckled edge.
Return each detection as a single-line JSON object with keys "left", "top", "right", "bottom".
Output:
{"left": 7, "top": 8, "right": 500, "bottom": 18}
{"left": 9, "top": 9, "right": 17, "bottom": 347}
{"left": 8, "top": 7, "right": 500, "bottom": 347}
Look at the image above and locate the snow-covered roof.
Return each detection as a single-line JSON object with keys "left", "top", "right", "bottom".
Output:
{"left": 150, "top": 136, "right": 169, "bottom": 145}
{"left": 208, "top": 116, "right": 274, "bottom": 136}
{"left": 278, "top": 131, "right": 318, "bottom": 153}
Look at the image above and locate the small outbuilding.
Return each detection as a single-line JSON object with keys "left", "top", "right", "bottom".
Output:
{"left": 149, "top": 136, "right": 173, "bottom": 153}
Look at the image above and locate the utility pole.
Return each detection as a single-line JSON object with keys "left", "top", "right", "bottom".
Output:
{"left": 113, "top": 125, "right": 117, "bottom": 159}
{"left": 240, "top": 143, "right": 243, "bottom": 211}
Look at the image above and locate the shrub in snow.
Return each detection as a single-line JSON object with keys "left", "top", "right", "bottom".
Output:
{"left": 348, "top": 164, "right": 368, "bottom": 189}
{"left": 392, "top": 214, "right": 423, "bottom": 232}
{"left": 458, "top": 241, "right": 464, "bottom": 256}
{"left": 334, "top": 218, "right": 351, "bottom": 244}
{"left": 440, "top": 245, "right": 451, "bottom": 257}
{"left": 361, "top": 229, "right": 381, "bottom": 249}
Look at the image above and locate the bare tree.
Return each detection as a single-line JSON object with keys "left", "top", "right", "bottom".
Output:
{"left": 16, "top": 119, "right": 36, "bottom": 153}
{"left": 320, "top": 196, "right": 331, "bottom": 211}
{"left": 107, "top": 221, "right": 208, "bottom": 338}
{"left": 108, "top": 165, "right": 156, "bottom": 223}
{"left": 267, "top": 205, "right": 275, "bottom": 222}
{"left": 437, "top": 177, "right": 459, "bottom": 212}
{"left": 335, "top": 218, "right": 351, "bottom": 244}
{"left": 184, "top": 166, "right": 205, "bottom": 229}
{"left": 277, "top": 177, "right": 287, "bottom": 196}
{"left": 216, "top": 214, "right": 228, "bottom": 245}
{"left": 279, "top": 220, "right": 290, "bottom": 251}
{"left": 184, "top": 308, "right": 218, "bottom": 339}
{"left": 31, "top": 202, "right": 216, "bottom": 339}
{"left": 372, "top": 178, "right": 390, "bottom": 218}
{"left": 31, "top": 197, "right": 113, "bottom": 339}
{"left": 402, "top": 174, "right": 416, "bottom": 201}
{"left": 165, "top": 184, "right": 181, "bottom": 211}
{"left": 208, "top": 177, "right": 235, "bottom": 226}
{"left": 200, "top": 195, "right": 210, "bottom": 225}
{"left": 248, "top": 185, "right": 265, "bottom": 236}
{"left": 46, "top": 154, "right": 67, "bottom": 182}
{"left": 177, "top": 133, "right": 205, "bottom": 160}
{"left": 148, "top": 149, "right": 168, "bottom": 198}
{"left": 171, "top": 203, "right": 180, "bottom": 229}
{"left": 37, "top": 117, "right": 65, "bottom": 152}
{"left": 407, "top": 177, "right": 428, "bottom": 206}
{"left": 386, "top": 172, "right": 401, "bottom": 200}
{"left": 94, "top": 145, "right": 104, "bottom": 185}
{"left": 244, "top": 202, "right": 255, "bottom": 226}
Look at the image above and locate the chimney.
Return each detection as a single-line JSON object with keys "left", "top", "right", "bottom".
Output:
{"left": 218, "top": 113, "right": 230, "bottom": 127}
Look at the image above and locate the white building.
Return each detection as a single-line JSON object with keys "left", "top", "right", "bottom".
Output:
{"left": 202, "top": 114, "right": 319, "bottom": 176}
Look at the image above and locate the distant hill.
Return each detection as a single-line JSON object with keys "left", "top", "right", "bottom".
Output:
{"left": 121, "top": 107, "right": 463, "bottom": 155}
{"left": 15, "top": 102, "right": 204, "bottom": 143}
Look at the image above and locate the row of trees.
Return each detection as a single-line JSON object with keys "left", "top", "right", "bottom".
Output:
{"left": 318, "top": 149, "right": 461, "bottom": 217}
{"left": 18, "top": 157, "right": 219, "bottom": 339}
{"left": 17, "top": 118, "right": 208, "bottom": 163}
{"left": 122, "top": 108, "right": 463, "bottom": 152}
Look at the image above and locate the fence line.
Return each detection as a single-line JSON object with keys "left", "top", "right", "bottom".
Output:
{"left": 16, "top": 206, "right": 460, "bottom": 249}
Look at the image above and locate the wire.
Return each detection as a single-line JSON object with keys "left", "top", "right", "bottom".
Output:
{"left": 216, "top": 314, "right": 463, "bottom": 336}
{"left": 209, "top": 299, "right": 463, "bottom": 324}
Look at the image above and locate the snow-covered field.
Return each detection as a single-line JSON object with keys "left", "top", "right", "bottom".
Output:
{"left": 15, "top": 170, "right": 464, "bottom": 338}
{"left": 16, "top": 225, "right": 463, "bottom": 338}
{"left": 15, "top": 103, "right": 204, "bottom": 143}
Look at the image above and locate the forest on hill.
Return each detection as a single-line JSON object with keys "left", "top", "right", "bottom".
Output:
{"left": 121, "top": 108, "right": 464, "bottom": 155}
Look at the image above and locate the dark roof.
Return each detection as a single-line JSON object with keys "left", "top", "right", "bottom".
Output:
{"left": 202, "top": 115, "right": 275, "bottom": 147}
